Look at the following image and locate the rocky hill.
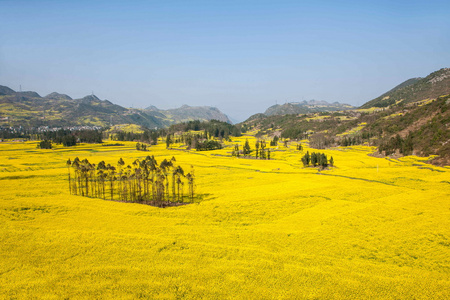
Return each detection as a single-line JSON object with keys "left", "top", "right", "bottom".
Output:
{"left": 145, "top": 104, "right": 231, "bottom": 124}
{"left": 264, "top": 100, "right": 353, "bottom": 116}
{"left": 361, "top": 68, "right": 450, "bottom": 108}
{"left": 0, "top": 86, "right": 231, "bottom": 128}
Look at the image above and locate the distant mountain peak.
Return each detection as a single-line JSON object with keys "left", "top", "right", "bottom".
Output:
{"left": 45, "top": 92, "right": 73, "bottom": 101}
{"left": 80, "top": 94, "right": 100, "bottom": 102}
{"left": 0, "top": 85, "right": 16, "bottom": 96}
{"left": 164, "top": 104, "right": 231, "bottom": 123}
{"left": 145, "top": 105, "right": 159, "bottom": 111}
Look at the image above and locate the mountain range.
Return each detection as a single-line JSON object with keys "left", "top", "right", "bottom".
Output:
{"left": 1, "top": 67, "right": 449, "bottom": 165}
{"left": 1, "top": 67, "right": 450, "bottom": 131}
{"left": 0, "top": 88, "right": 230, "bottom": 128}
{"left": 264, "top": 100, "right": 353, "bottom": 116}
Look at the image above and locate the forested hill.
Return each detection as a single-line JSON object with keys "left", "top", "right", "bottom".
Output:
{"left": 264, "top": 100, "right": 353, "bottom": 116}
{"left": 0, "top": 85, "right": 231, "bottom": 128}
{"left": 361, "top": 68, "right": 450, "bottom": 109}
{"left": 238, "top": 67, "right": 450, "bottom": 165}
{"left": 241, "top": 94, "right": 450, "bottom": 166}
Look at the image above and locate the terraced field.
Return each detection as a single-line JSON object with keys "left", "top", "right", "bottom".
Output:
{"left": 0, "top": 139, "right": 449, "bottom": 299}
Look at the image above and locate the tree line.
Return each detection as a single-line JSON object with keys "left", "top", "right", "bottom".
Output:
{"left": 37, "top": 130, "right": 103, "bottom": 148}
{"left": 168, "top": 119, "right": 242, "bottom": 139}
{"left": 232, "top": 139, "right": 271, "bottom": 159}
{"left": 1, "top": 127, "right": 103, "bottom": 145}
{"left": 166, "top": 132, "right": 206, "bottom": 149}
{"left": 378, "top": 133, "right": 413, "bottom": 156}
{"left": 301, "top": 151, "right": 334, "bottom": 168}
{"left": 196, "top": 140, "right": 222, "bottom": 151}
{"left": 66, "top": 156, "right": 195, "bottom": 207}
{"left": 113, "top": 130, "right": 160, "bottom": 145}
{"left": 136, "top": 142, "right": 149, "bottom": 151}
{"left": 166, "top": 132, "right": 225, "bottom": 151}
{"left": 38, "top": 140, "right": 52, "bottom": 149}
{"left": 40, "top": 129, "right": 102, "bottom": 145}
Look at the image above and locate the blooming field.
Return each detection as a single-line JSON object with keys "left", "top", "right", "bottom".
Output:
{"left": 0, "top": 139, "right": 449, "bottom": 299}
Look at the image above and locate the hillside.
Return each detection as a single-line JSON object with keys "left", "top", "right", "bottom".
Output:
{"left": 242, "top": 95, "right": 450, "bottom": 165}
{"left": 0, "top": 85, "right": 230, "bottom": 128}
{"left": 44, "top": 92, "right": 73, "bottom": 101}
{"left": 264, "top": 100, "right": 353, "bottom": 116}
{"left": 0, "top": 85, "right": 16, "bottom": 95}
{"left": 361, "top": 68, "right": 450, "bottom": 108}
{"left": 145, "top": 104, "right": 231, "bottom": 124}
{"left": 366, "top": 95, "right": 450, "bottom": 165}
{"left": 239, "top": 67, "right": 450, "bottom": 165}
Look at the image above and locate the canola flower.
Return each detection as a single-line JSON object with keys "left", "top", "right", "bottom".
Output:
{"left": 0, "top": 139, "right": 449, "bottom": 299}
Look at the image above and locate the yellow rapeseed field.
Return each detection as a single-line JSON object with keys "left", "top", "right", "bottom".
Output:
{"left": 0, "top": 138, "right": 449, "bottom": 299}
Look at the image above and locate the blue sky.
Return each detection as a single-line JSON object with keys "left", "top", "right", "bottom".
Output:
{"left": 1, "top": 0, "right": 449, "bottom": 121}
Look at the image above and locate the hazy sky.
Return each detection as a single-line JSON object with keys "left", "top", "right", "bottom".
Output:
{"left": 1, "top": 0, "right": 449, "bottom": 121}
